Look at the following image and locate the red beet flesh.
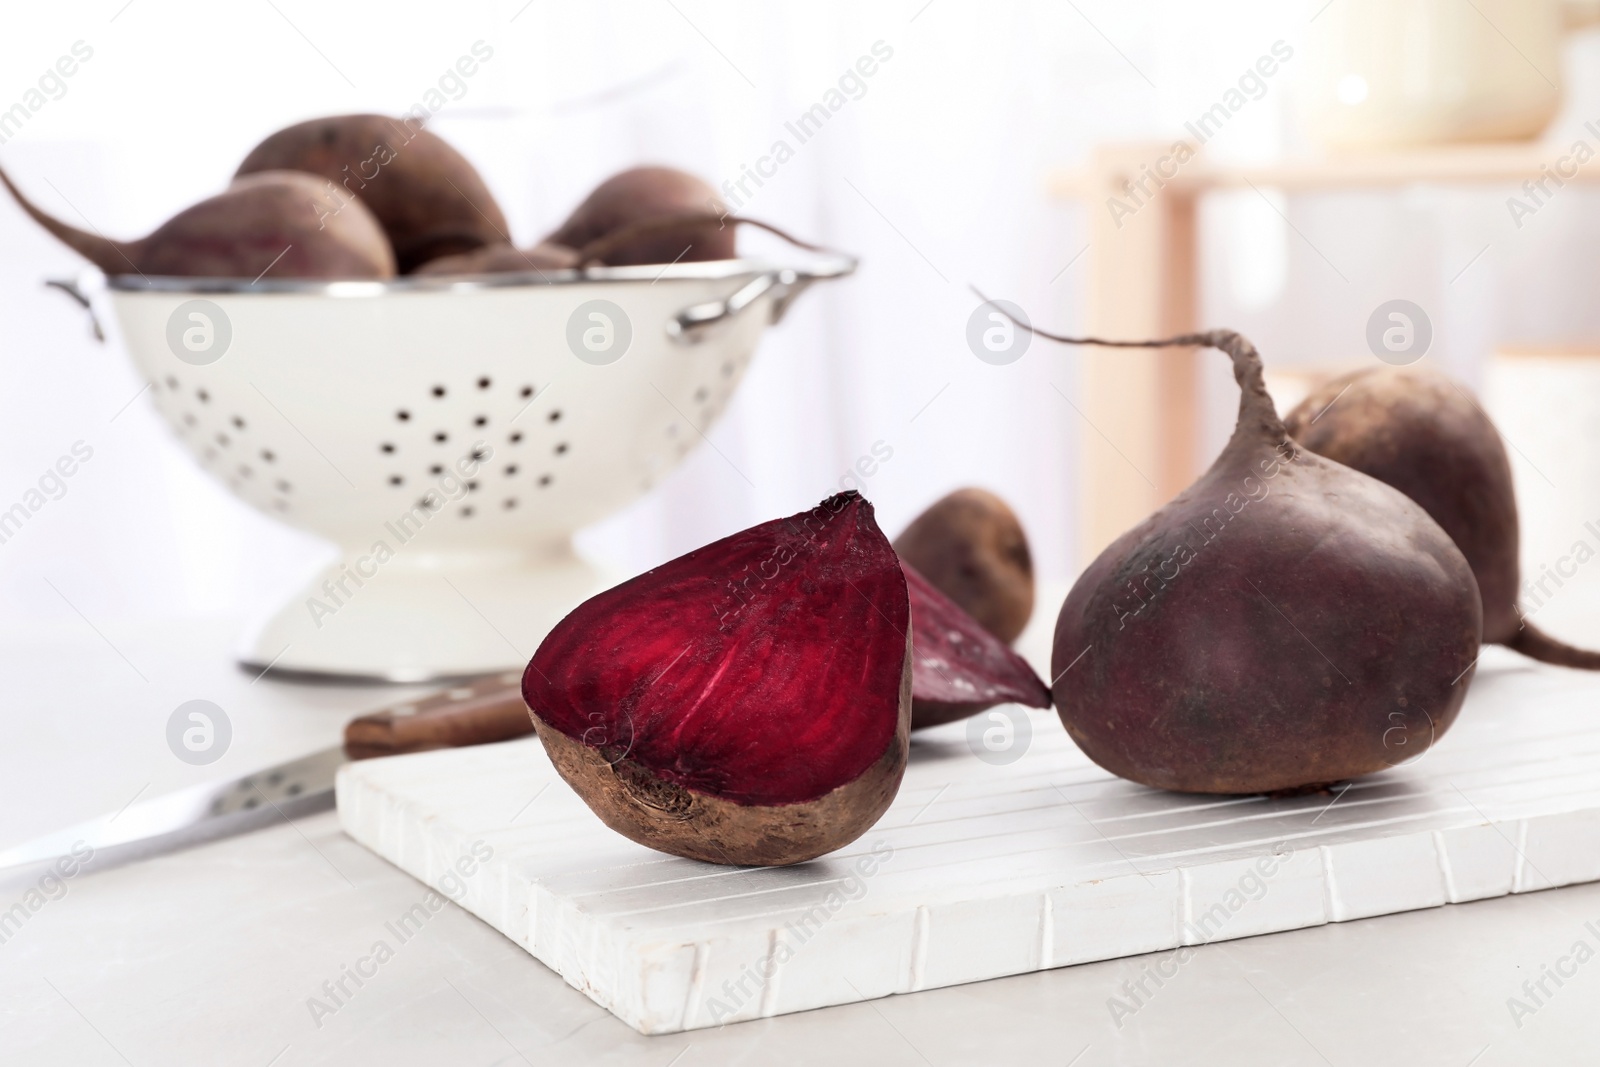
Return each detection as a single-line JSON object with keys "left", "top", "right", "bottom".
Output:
{"left": 523, "top": 492, "right": 911, "bottom": 865}
{"left": 904, "top": 561, "right": 1050, "bottom": 729}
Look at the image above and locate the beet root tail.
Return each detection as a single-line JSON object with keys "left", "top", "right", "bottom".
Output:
{"left": 0, "top": 165, "right": 138, "bottom": 274}
{"left": 1504, "top": 620, "right": 1600, "bottom": 670}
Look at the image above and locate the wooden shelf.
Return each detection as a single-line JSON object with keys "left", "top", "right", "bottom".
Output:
{"left": 1049, "top": 141, "right": 1600, "bottom": 199}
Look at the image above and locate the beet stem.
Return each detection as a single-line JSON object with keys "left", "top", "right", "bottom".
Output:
{"left": 971, "top": 287, "right": 1288, "bottom": 444}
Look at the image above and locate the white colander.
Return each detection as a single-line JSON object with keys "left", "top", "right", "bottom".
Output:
{"left": 71, "top": 256, "right": 853, "bottom": 682}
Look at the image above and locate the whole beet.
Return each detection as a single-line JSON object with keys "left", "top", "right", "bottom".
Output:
{"left": 895, "top": 488, "right": 1035, "bottom": 644}
{"left": 546, "top": 166, "right": 734, "bottom": 266}
{"left": 1043, "top": 330, "right": 1481, "bottom": 794}
{"left": 411, "top": 241, "right": 578, "bottom": 277}
{"left": 236, "top": 114, "right": 508, "bottom": 273}
{"left": 1, "top": 167, "right": 395, "bottom": 279}
{"left": 1286, "top": 365, "right": 1600, "bottom": 668}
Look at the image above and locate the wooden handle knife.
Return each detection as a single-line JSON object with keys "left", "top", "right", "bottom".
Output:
{"left": 343, "top": 671, "right": 534, "bottom": 760}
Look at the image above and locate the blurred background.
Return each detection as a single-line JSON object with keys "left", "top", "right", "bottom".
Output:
{"left": 8, "top": 0, "right": 1600, "bottom": 645}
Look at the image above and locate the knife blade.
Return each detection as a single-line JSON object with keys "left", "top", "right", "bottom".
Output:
{"left": 0, "top": 671, "right": 533, "bottom": 877}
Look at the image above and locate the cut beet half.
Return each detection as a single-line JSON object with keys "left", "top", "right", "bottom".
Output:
{"left": 523, "top": 491, "right": 912, "bottom": 866}
{"left": 904, "top": 561, "right": 1051, "bottom": 729}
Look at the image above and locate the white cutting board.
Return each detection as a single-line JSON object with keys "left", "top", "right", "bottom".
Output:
{"left": 336, "top": 649, "right": 1600, "bottom": 1035}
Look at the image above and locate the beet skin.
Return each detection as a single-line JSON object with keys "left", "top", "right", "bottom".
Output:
{"left": 1046, "top": 331, "right": 1482, "bottom": 794}
{"left": 1287, "top": 365, "right": 1600, "bottom": 669}
{"left": 895, "top": 487, "right": 1035, "bottom": 644}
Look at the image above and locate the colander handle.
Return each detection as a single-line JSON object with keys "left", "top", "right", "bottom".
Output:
{"left": 666, "top": 271, "right": 782, "bottom": 344}
{"left": 665, "top": 255, "right": 857, "bottom": 345}
{"left": 46, "top": 275, "right": 105, "bottom": 342}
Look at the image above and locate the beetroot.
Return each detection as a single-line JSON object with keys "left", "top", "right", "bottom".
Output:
{"left": 1286, "top": 365, "right": 1600, "bottom": 668}
{"left": 411, "top": 241, "right": 578, "bottom": 277}
{"left": 896, "top": 488, "right": 1035, "bottom": 644}
{"left": 1025, "top": 327, "right": 1480, "bottom": 794}
{"left": 904, "top": 561, "right": 1049, "bottom": 729}
{"left": 236, "top": 114, "right": 508, "bottom": 273}
{"left": 523, "top": 492, "right": 910, "bottom": 866}
{"left": 545, "top": 166, "right": 734, "bottom": 266}
{"left": 1, "top": 167, "right": 395, "bottom": 279}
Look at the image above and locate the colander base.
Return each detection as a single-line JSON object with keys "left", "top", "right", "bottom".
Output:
{"left": 236, "top": 546, "right": 611, "bottom": 683}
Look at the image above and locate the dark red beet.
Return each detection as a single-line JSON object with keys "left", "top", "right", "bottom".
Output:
{"left": 236, "top": 114, "right": 509, "bottom": 273}
{"left": 523, "top": 491, "right": 911, "bottom": 866}
{"left": 1286, "top": 365, "right": 1600, "bottom": 669}
{"left": 569, "top": 212, "right": 826, "bottom": 270}
{"left": 904, "top": 561, "right": 1049, "bottom": 729}
{"left": 411, "top": 241, "right": 578, "bottom": 277}
{"left": 896, "top": 488, "right": 1035, "bottom": 644}
{"left": 1018, "top": 326, "right": 1480, "bottom": 794}
{"left": 546, "top": 165, "right": 734, "bottom": 267}
{"left": 1, "top": 167, "right": 395, "bottom": 279}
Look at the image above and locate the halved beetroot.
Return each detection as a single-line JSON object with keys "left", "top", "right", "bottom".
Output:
{"left": 523, "top": 492, "right": 911, "bottom": 866}
{"left": 904, "top": 562, "right": 1050, "bottom": 729}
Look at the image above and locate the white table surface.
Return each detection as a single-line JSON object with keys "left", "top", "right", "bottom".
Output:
{"left": 4, "top": 615, "right": 1600, "bottom": 1065}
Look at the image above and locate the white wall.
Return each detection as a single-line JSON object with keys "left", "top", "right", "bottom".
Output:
{"left": 3, "top": 0, "right": 1598, "bottom": 635}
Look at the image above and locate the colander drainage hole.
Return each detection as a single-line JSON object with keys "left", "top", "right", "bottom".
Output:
{"left": 216, "top": 433, "right": 230, "bottom": 447}
{"left": 396, "top": 410, "right": 411, "bottom": 422}
{"left": 477, "top": 377, "right": 491, "bottom": 390}
{"left": 238, "top": 465, "right": 252, "bottom": 478}
{"left": 547, "top": 410, "right": 562, "bottom": 423}
{"left": 538, "top": 475, "right": 552, "bottom": 488}
{"left": 509, "top": 432, "right": 523, "bottom": 444}
{"left": 505, "top": 464, "right": 519, "bottom": 476}
{"left": 554, "top": 443, "right": 568, "bottom": 456}
{"left": 231, "top": 416, "right": 246, "bottom": 430}
{"left": 460, "top": 505, "right": 474, "bottom": 518}
{"left": 466, "top": 481, "right": 479, "bottom": 492}
{"left": 389, "top": 475, "right": 404, "bottom": 487}
{"left": 695, "top": 388, "right": 708, "bottom": 401}
{"left": 276, "top": 480, "right": 292, "bottom": 493}
{"left": 197, "top": 389, "right": 210, "bottom": 403}
{"left": 433, "top": 431, "right": 449, "bottom": 444}
{"left": 520, "top": 385, "right": 534, "bottom": 398}
{"left": 165, "top": 376, "right": 178, "bottom": 390}
{"left": 429, "top": 464, "right": 443, "bottom": 475}
{"left": 261, "top": 449, "right": 275, "bottom": 462}
{"left": 504, "top": 498, "right": 517, "bottom": 509}
{"left": 380, "top": 443, "right": 395, "bottom": 454}
{"left": 473, "top": 415, "right": 487, "bottom": 428}
{"left": 182, "top": 413, "right": 197, "bottom": 427}
{"left": 432, "top": 385, "right": 447, "bottom": 398}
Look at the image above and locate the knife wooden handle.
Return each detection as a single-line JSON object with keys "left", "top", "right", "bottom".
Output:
{"left": 344, "top": 672, "right": 535, "bottom": 760}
